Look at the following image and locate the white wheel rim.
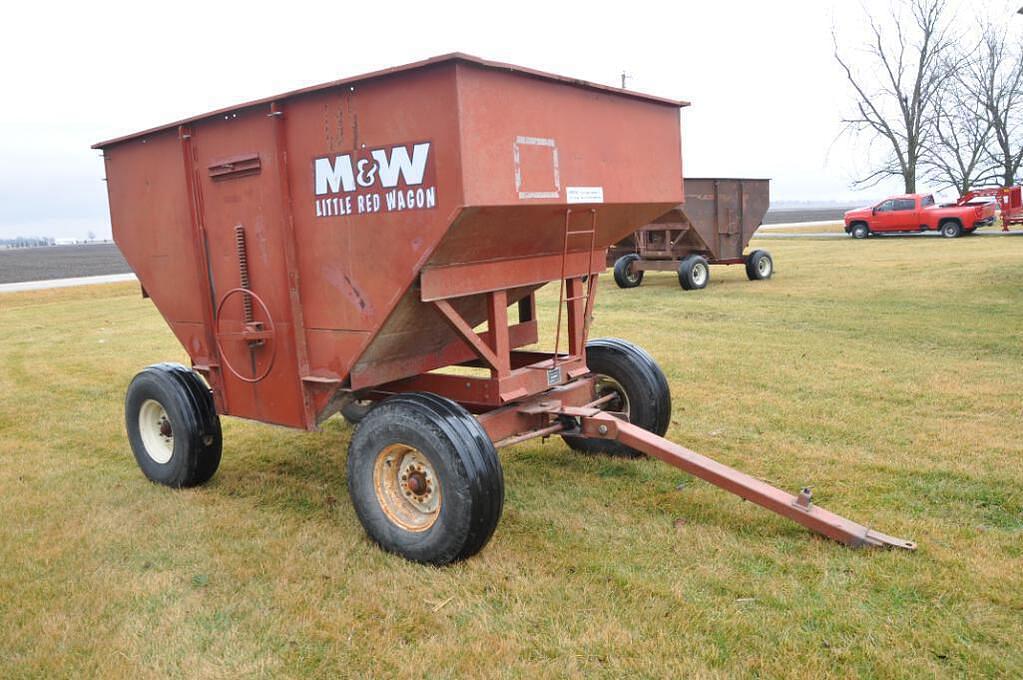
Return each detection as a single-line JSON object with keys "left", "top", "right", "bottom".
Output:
{"left": 757, "top": 257, "right": 771, "bottom": 276}
{"left": 138, "top": 399, "right": 174, "bottom": 464}
{"left": 692, "top": 263, "right": 707, "bottom": 286}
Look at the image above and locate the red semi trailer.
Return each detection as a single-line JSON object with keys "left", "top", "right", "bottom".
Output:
{"left": 95, "top": 54, "right": 913, "bottom": 563}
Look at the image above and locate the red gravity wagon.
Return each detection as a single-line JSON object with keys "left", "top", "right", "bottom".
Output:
{"left": 95, "top": 54, "right": 914, "bottom": 564}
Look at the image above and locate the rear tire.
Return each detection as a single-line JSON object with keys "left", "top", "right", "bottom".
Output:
{"left": 341, "top": 399, "right": 375, "bottom": 425}
{"left": 941, "top": 220, "right": 963, "bottom": 238}
{"left": 125, "top": 363, "right": 222, "bottom": 488}
{"left": 613, "top": 253, "right": 644, "bottom": 288}
{"left": 744, "top": 250, "right": 773, "bottom": 280}
{"left": 562, "top": 339, "right": 671, "bottom": 458}
{"left": 678, "top": 255, "right": 710, "bottom": 290}
{"left": 850, "top": 223, "right": 869, "bottom": 239}
{"left": 347, "top": 393, "right": 504, "bottom": 564}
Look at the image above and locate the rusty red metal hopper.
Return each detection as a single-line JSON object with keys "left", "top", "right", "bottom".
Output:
{"left": 96, "top": 54, "right": 914, "bottom": 563}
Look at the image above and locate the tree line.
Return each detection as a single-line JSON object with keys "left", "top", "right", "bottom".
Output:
{"left": 835, "top": 0, "right": 1022, "bottom": 195}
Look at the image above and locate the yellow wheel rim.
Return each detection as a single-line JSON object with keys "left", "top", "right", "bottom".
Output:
{"left": 373, "top": 444, "right": 442, "bottom": 532}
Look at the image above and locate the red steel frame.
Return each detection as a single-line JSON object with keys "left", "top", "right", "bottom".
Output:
{"left": 956, "top": 186, "right": 1023, "bottom": 230}
{"left": 362, "top": 262, "right": 915, "bottom": 551}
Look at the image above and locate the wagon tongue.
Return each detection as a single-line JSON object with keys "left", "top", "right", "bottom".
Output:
{"left": 561, "top": 406, "right": 916, "bottom": 550}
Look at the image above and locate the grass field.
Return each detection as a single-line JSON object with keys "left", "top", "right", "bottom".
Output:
{"left": 1, "top": 236, "right": 1021, "bottom": 677}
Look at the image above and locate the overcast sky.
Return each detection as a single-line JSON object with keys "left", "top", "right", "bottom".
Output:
{"left": 0, "top": 0, "right": 1015, "bottom": 239}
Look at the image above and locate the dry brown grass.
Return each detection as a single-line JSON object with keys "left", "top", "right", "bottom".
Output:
{"left": 1, "top": 235, "right": 1021, "bottom": 677}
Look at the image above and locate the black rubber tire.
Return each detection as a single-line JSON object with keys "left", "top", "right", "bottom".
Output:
{"left": 347, "top": 393, "right": 504, "bottom": 564}
{"left": 940, "top": 220, "right": 962, "bottom": 238}
{"left": 613, "top": 253, "right": 644, "bottom": 288}
{"left": 678, "top": 255, "right": 710, "bottom": 290}
{"left": 745, "top": 249, "right": 773, "bottom": 281}
{"left": 850, "top": 223, "right": 869, "bottom": 239}
{"left": 341, "top": 399, "right": 375, "bottom": 425}
{"left": 125, "top": 363, "right": 222, "bottom": 488}
{"left": 562, "top": 338, "right": 672, "bottom": 458}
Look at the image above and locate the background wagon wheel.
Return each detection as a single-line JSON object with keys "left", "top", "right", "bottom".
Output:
{"left": 562, "top": 338, "right": 671, "bottom": 458}
{"left": 125, "top": 363, "right": 222, "bottom": 488}
{"left": 613, "top": 253, "right": 644, "bottom": 288}
{"left": 678, "top": 255, "right": 710, "bottom": 290}
{"left": 744, "top": 249, "right": 774, "bottom": 281}
{"left": 347, "top": 393, "right": 504, "bottom": 564}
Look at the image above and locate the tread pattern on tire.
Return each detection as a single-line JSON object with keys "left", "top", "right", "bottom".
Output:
{"left": 347, "top": 392, "right": 503, "bottom": 564}
{"left": 125, "top": 363, "right": 222, "bottom": 488}
{"left": 562, "top": 338, "right": 671, "bottom": 457}
{"left": 613, "top": 253, "right": 644, "bottom": 289}
{"left": 678, "top": 255, "right": 709, "bottom": 290}
{"left": 745, "top": 249, "right": 773, "bottom": 281}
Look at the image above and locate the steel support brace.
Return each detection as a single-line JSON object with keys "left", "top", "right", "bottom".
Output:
{"left": 568, "top": 409, "right": 916, "bottom": 550}
{"left": 432, "top": 297, "right": 508, "bottom": 377}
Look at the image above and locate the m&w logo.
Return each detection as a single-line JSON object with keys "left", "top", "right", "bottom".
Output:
{"left": 313, "top": 142, "right": 436, "bottom": 218}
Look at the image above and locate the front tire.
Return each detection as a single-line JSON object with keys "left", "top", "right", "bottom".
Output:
{"left": 562, "top": 339, "right": 671, "bottom": 458}
{"left": 125, "top": 363, "right": 222, "bottom": 488}
{"left": 678, "top": 255, "right": 710, "bottom": 290}
{"left": 941, "top": 220, "right": 962, "bottom": 238}
{"left": 347, "top": 393, "right": 504, "bottom": 564}
{"left": 744, "top": 250, "right": 773, "bottom": 280}
{"left": 613, "top": 253, "right": 644, "bottom": 288}
{"left": 850, "top": 223, "right": 869, "bottom": 239}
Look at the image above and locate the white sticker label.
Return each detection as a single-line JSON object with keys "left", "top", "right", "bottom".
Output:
{"left": 566, "top": 186, "right": 604, "bottom": 203}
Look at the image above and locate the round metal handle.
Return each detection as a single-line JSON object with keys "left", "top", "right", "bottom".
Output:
{"left": 214, "top": 287, "right": 277, "bottom": 384}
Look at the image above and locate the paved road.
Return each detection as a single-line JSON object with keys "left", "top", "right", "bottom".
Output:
{"left": 762, "top": 207, "right": 855, "bottom": 225}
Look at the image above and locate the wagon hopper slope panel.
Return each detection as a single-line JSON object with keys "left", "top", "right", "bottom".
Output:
{"left": 97, "top": 55, "right": 686, "bottom": 428}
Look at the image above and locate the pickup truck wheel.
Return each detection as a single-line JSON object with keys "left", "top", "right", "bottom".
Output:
{"left": 850, "top": 223, "right": 869, "bottom": 239}
{"left": 940, "top": 221, "right": 962, "bottom": 238}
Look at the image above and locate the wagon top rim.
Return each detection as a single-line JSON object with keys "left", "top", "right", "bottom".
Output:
{"left": 91, "top": 52, "right": 691, "bottom": 150}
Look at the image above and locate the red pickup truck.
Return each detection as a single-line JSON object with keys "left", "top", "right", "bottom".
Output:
{"left": 844, "top": 194, "right": 997, "bottom": 239}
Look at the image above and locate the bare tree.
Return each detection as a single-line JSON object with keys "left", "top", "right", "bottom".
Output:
{"left": 834, "top": 0, "right": 960, "bottom": 193}
{"left": 924, "top": 76, "right": 997, "bottom": 193}
{"left": 959, "top": 24, "right": 1023, "bottom": 187}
